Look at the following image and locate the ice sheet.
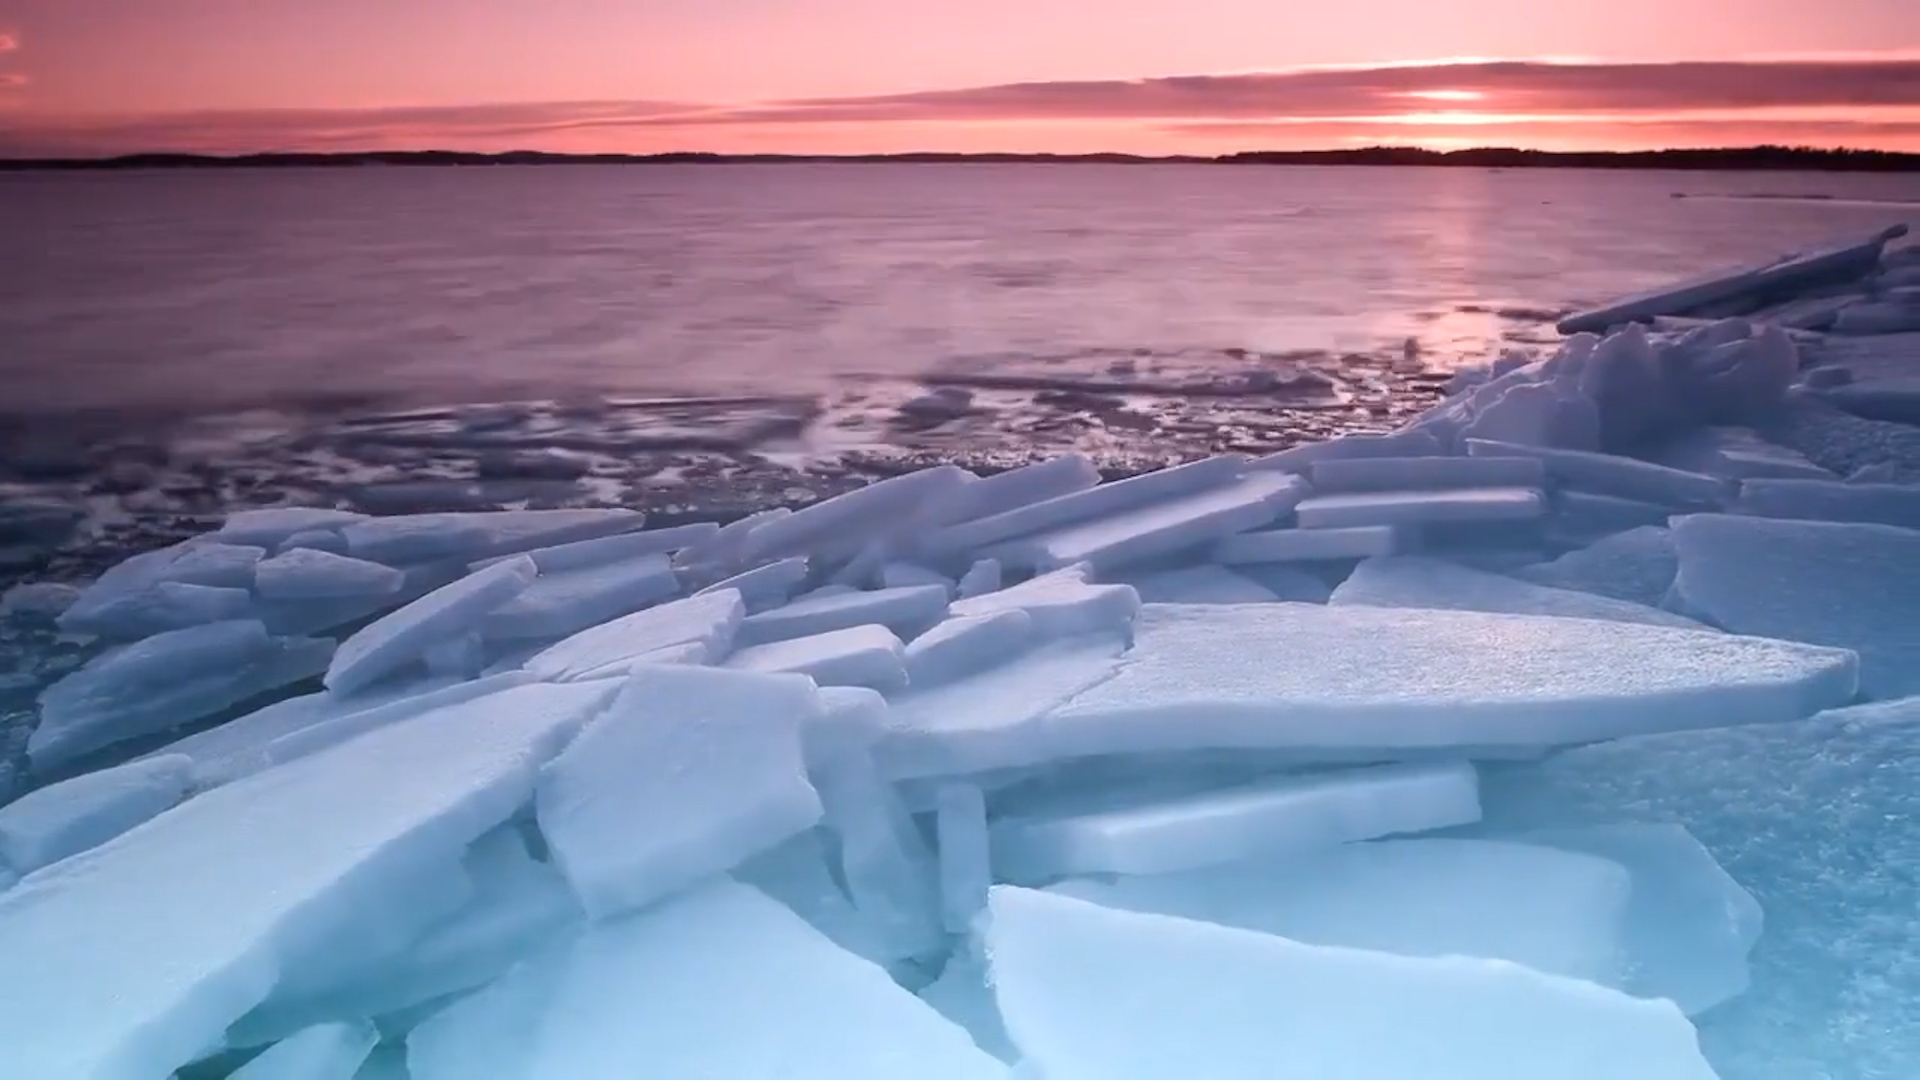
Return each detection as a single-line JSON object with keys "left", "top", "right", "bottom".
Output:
{"left": 536, "top": 666, "right": 823, "bottom": 919}
{"left": 1513, "top": 525, "right": 1679, "bottom": 608}
{"left": 1213, "top": 523, "right": 1410, "bottom": 563}
{"left": 738, "top": 583, "right": 950, "bottom": 645}
{"left": 216, "top": 508, "right": 370, "bottom": 548}
{"left": 478, "top": 554, "right": 679, "bottom": 641}
{"left": 0, "top": 754, "right": 192, "bottom": 875}
{"left": 1294, "top": 486, "right": 1546, "bottom": 530}
{"left": 745, "top": 465, "right": 973, "bottom": 562}
{"left": 1311, "top": 455, "right": 1546, "bottom": 492}
{"left": 470, "top": 521, "right": 718, "bottom": 573}
{"left": 1251, "top": 430, "right": 1444, "bottom": 473}
{"left": 956, "top": 558, "right": 1002, "bottom": 598}
{"left": 726, "top": 624, "right": 909, "bottom": 692}
{"left": 324, "top": 556, "right": 535, "bottom": 695}
{"left": 905, "top": 610, "right": 1039, "bottom": 689}
{"left": 947, "top": 563, "right": 1141, "bottom": 641}
{"left": 986, "top": 887, "right": 1719, "bottom": 1080}
{"left": 343, "top": 509, "right": 644, "bottom": 565}
{"left": 1330, "top": 556, "right": 1708, "bottom": 629}
{"left": 1732, "top": 478, "right": 1920, "bottom": 529}
{"left": 255, "top": 549, "right": 407, "bottom": 600}
{"left": 983, "top": 472, "right": 1306, "bottom": 575}
{"left": 522, "top": 588, "right": 745, "bottom": 682}
{"left": 1467, "top": 438, "right": 1730, "bottom": 509}
{"left": 921, "top": 454, "right": 1102, "bottom": 530}
{"left": 692, "top": 556, "right": 809, "bottom": 611}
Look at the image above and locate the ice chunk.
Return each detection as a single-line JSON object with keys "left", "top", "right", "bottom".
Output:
{"left": 726, "top": 624, "right": 908, "bottom": 692}
{"left": 738, "top": 583, "right": 949, "bottom": 645}
{"left": 1330, "top": 556, "right": 1708, "bottom": 629}
{"left": 905, "top": 610, "right": 1039, "bottom": 688}
{"left": 1552, "top": 490, "right": 1675, "bottom": 538}
{"left": 806, "top": 685, "right": 889, "bottom": 766}
{"left": 278, "top": 529, "right": 350, "bottom": 555}
{"left": 1671, "top": 513, "right": 1920, "bottom": 698}
{"left": 229, "top": 1021, "right": 378, "bottom": 1080}
{"left": 883, "top": 561, "right": 957, "bottom": 593}
{"left": 1513, "top": 525, "right": 1678, "bottom": 608}
{"left": 923, "top": 454, "right": 1103, "bottom": 530}
{"left": 992, "top": 762, "right": 1479, "bottom": 882}
{"left": 692, "top": 555, "right": 808, "bottom": 611}
{"left": 987, "top": 887, "right": 1718, "bottom": 1080}
{"left": 956, "top": 558, "right": 1001, "bottom": 598}
{"left": 1513, "top": 824, "right": 1759, "bottom": 1015}
{"left": 470, "top": 521, "right": 718, "bottom": 574}
{"left": 1213, "top": 523, "right": 1410, "bottom": 563}
{"left": 919, "top": 953, "right": 1018, "bottom": 1062}
{"left": 0, "top": 680, "right": 612, "bottom": 1080}
{"left": 536, "top": 666, "right": 823, "bottom": 920}
{"left": 0, "top": 754, "right": 192, "bottom": 874}
{"left": 675, "top": 506, "right": 790, "bottom": 571}
{"left": 1460, "top": 381, "right": 1602, "bottom": 451}
{"left": 1050, "top": 837, "right": 1632, "bottom": 984}
{"left": 324, "top": 556, "right": 535, "bottom": 695}
{"left": 1294, "top": 486, "right": 1545, "bottom": 529}
{"left": 1467, "top": 438, "right": 1729, "bottom": 509}
{"left": 745, "top": 465, "right": 973, "bottom": 562}
{"left": 216, "top": 507, "right": 369, "bottom": 548}
{"left": 1645, "top": 426, "right": 1833, "bottom": 482}
{"left": 924, "top": 456, "right": 1247, "bottom": 558}
{"left": 812, "top": 740, "right": 946, "bottom": 960}
{"left": 947, "top": 563, "right": 1140, "bottom": 641}
{"left": 1116, "top": 565, "right": 1280, "bottom": 603}
{"left": 479, "top": 555, "right": 678, "bottom": 641}
{"left": 937, "top": 783, "right": 991, "bottom": 933}
{"left": 255, "top": 549, "right": 406, "bottom": 600}
{"left": 1311, "top": 455, "right": 1545, "bottom": 492}
{"left": 344, "top": 509, "right": 643, "bottom": 566}
{"left": 983, "top": 472, "right": 1306, "bottom": 575}
{"left": 1251, "top": 430, "right": 1444, "bottom": 473}
{"left": 1047, "top": 604, "right": 1856, "bottom": 758}
{"left": 58, "top": 580, "right": 255, "bottom": 640}
{"left": 522, "top": 588, "right": 744, "bottom": 682}
{"left": 1733, "top": 478, "right": 1920, "bottom": 529}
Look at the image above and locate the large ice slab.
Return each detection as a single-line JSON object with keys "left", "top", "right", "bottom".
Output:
{"left": 924, "top": 456, "right": 1247, "bottom": 558}
{"left": 1213, "top": 523, "right": 1411, "bottom": 563}
{"left": 1513, "top": 525, "right": 1679, "bottom": 608}
{"left": 342, "top": 509, "right": 643, "bottom": 565}
{"left": 0, "top": 754, "right": 192, "bottom": 875}
{"left": 1311, "top": 454, "right": 1545, "bottom": 492}
{"left": 58, "top": 580, "right": 255, "bottom": 640}
{"left": 983, "top": 472, "right": 1306, "bottom": 575}
{"left": 228, "top": 1020, "right": 378, "bottom": 1080}
{"left": 412, "top": 880, "right": 1006, "bottom": 1080}
{"left": 692, "top": 555, "right": 809, "bottom": 612}
{"left": 478, "top": 554, "right": 679, "bottom": 641}
{"left": 536, "top": 666, "right": 823, "bottom": 920}
{"left": 0, "top": 680, "right": 613, "bottom": 1080}
{"left": 324, "top": 556, "right": 535, "bottom": 695}
{"left": 1050, "top": 837, "right": 1632, "bottom": 985}
{"left": 744, "top": 465, "right": 972, "bottom": 562}
{"left": 946, "top": 563, "right": 1141, "bottom": 640}
{"left": 738, "top": 583, "right": 949, "bottom": 645}
{"left": 215, "top": 507, "right": 370, "bottom": 548}
{"left": 992, "top": 762, "right": 1480, "bottom": 882}
{"left": 254, "top": 549, "right": 406, "bottom": 601}
{"left": 725, "top": 624, "right": 909, "bottom": 692}
{"left": 1294, "top": 486, "right": 1547, "bottom": 530}
{"left": 1251, "top": 430, "right": 1444, "bottom": 473}
{"left": 905, "top": 610, "right": 1039, "bottom": 688}
{"left": 922, "top": 455, "right": 1102, "bottom": 530}
{"left": 987, "top": 887, "right": 1719, "bottom": 1080}
{"left": 522, "top": 588, "right": 745, "bottom": 682}
{"left": 471, "top": 521, "right": 718, "bottom": 573}
{"left": 1645, "top": 426, "right": 1833, "bottom": 482}
{"left": 1671, "top": 513, "right": 1920, "bottom": 699}
{"left": 1732, "top": 478, "right": 1920, "bottom": 529}
{"left": 1467, "top": 438, "right": 1729, "bottom": 509}
{"left": 1330, "top": 556, "right": 1707, "bottom": 629}
{"left": 1046, "top": 604, "right": 1856, "bottom": 758}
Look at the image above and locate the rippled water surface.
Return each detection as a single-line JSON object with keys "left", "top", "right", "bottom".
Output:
{"left": 3, "top": 163, "right": 1919, "bottom": 420}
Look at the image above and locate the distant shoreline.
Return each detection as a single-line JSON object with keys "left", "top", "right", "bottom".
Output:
{"left": 4, "top": 145, "right": 1920, "bottom": 173}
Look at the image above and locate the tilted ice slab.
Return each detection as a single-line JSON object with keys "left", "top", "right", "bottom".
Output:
{"left": 1045, "top": 604, "right": 1856, "bottom": 758}
{"left": 744, "top": 465, "right": 973, "bottom": 563}
{"left": 923, "top": 456, "right": 1248, "bottom": 559}
{"left": 737, "top": 583, "right": 950, "bottom": 646}
{"left": 536, "top": 666, "right": 823, "bottom": 920}
{"left": 1213, "top": 523, "right": 1412, "bottom": 563}
{"left": 471, "top": 521, "right": 719, "bottom": 574}
{"left": 57, "top": 540, "right": 271, "bottom": 638}
{"left": 0, "top": 679, "right": 615, "bottom": 1080}
{"left": 982, "top": 472, "right": 1307, "bottom": 575}
{"left": 1294, "top": 486, "right": 1547, "bottom": 530}
{"left": 1671, "top": 513, "right": 1920, "bottom": 699}
{"left": 1467, "top": 438, "right": 1730, "bottom": 509}
{"left": 1732, "top": 478, "right": 1920, "bottom": 530}
{"left": 214, "top": 507, "right": 370, "bottom": 548}
{"left": 947, "top": 563, "right": 1141, "bottom": 641}
{"left": 1048, "top": 837, "right": 1634, "bottom": 986}
{"left": 992, "top": 762, "right": 1481, "bottom": 883}
{"left": 1310, "top": 454, "right": 1545, "bottom": 493}
{"left": 324, "top": 556, "right": 535, "bottom": 695}
{"left": 254, "top": 549, "right": 406, "bottom": 601}
{"left": 904, "top": 610, "right": 1039, "bottom": 688}
{"left": 478, "top": 554, "right": 679, "bottom": 641}
{"left": 725, "top": 624, "right": 909, "bottom": 693}
{"left": 0, "top": 754, "right": 192, "bottom": 875}
{"left": 522, "top": 589, "right": 745, "bottom": 682}
{"left": 408, "top": 880, "right": 1006, "bottom": 1080}
{"left": 1513, "top": 525, "right": 1679, "bottom": 608}
{"left": 1330, "top": 556, "right": 1708, "bottom": 629}
{"left": 342, "top": 509, "right": 644, "bottom": 566}
{"left": 986, "top": 887, "right": 1720, "bottom": 1080}
{"left": 920, "top": 454, "right": 1103, "bottom": 531}
{"left": 1251, "top": 430, "right": 1444, "bottom": 473}
{"left": 692, "top": 556, "right": 809, "bottom": 612}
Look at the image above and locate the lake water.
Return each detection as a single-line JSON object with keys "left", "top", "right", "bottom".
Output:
{"left": 4, "top": 163, "right": 1919, "bottom": 424}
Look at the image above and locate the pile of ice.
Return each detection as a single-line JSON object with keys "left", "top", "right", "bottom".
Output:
{"left": 4, "top": 239, "right": 1920, "bottom": 1079}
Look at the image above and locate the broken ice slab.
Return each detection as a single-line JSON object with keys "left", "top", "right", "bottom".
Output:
{"left": 411, "top": 880, "right": 1006, "bottom": 1080}
{"left": 692, "top": 556, "right": 809, "bottom": 611}
{"left": 1212, "top": 523, "right": 1410, "bottom": 563}
{"left": 1116, "top": 565, "right": 1281, "bottom": 604}
{"left": 1672, "top": 512, "right": 1920, "bottom": 699}
{"left": 469, "top": 521, "right": 718, "bottom": 574}
{"left": 987, "top": 887, "right": 1720, "bottom": 1080}
{"left": 522, "top": 589, "right": 745, "bottom": 682}
{"left": 0, "top": 680, "right": 614, "bottom": 1080}
{"left": 255, "top": 549, "right": 406, "bottom": 601}
{"left": 536, "top": 666, "right": 823, "bottom": 921}
{"left": 1551, "top": 490, "right": 1675, "bottom": 538}
{"left": 478, "top": 555, "right": 680, "bottom": 641}
{"left": 923, "top": 455, "right": 1248, "bottom": 559}
{"left": 805, "top": 686, "right": 890, "bottom": 769}
{"left": 990, "top": 762, "right": 1480, "bottom": 883}
{"left": 1048, "top": 837, "right": 1632, "bottom": 985}
{"left": 984, "top": 472, "right": 1307, "bottom": 575}
{"left": 1732, "top": 478, "right": 1920, "bottom": 529}
{"left": 1045, "top": 603, "right": 1857, "bottom": 759}
{"left": 227, "top": 1020, "right": 378, "bottom": 1080}
{"left": 921, "top": 454, "right": 1103, "bottom": 531}
{"left": 812, "top": 741, "right": 947, "bottom": 962}
{"left": 737, "top": 583, "right": 950, "bottom": 646}
{"left": 1467, "top": 438, "right": 1730, "bottom": 509}
{"left": 0, "top": 754, "right": 192, "bottom": 875}
{"left": 1310, "top": 455, "right": 1545, "bottom": 493}
{"left": 323, "top": 556, "right": 535, "bottom": 696}
{"left": 1643, "top": 426, "right": 1834, "bottom": 482}
{"left": 946, "top": 563, "right": 1140, "bottom": 641}
{"left": 743, "top": 465, "right": 974, "bottom": 562}
{"left": 675, "top": 506, "right": 791, "bottom": 571}
{"left": 1293, "top": 486, "right": 1546, "bottom": 530}
{"left": 937, "top": 783, "right": 991, "bottom": 933}
{"left": 1556, "top": 224, "right": 1906, "bottom": 333}
{"left": 1512, "top": 525, "right": 1678, "bottom": 608}
{"left": 215, "top": 507, "right": 371, "bottom": 548}
{"left": 1250, "top": 430, "right": 1444, "bottom": 473}
{"left": 31, "top": 633, "right": 336, "bottom": 771}
{"left": 342, "top": 509, "right": 644, "bottom": 566}
{"left": 725, "top": 624, "right": 909, "bottom": 693}
{"left": 1329, "top": 556, "right": 1707, "bottom": 630}
{"left": 905, "top": 610, "right": 1039, "bottom": 689}
{"left": 57, "top": 580, "right": 255, "bottom": 641}
{"left": 882, "top": 561, "right": 957, "bottom": 593}
{"left": 956, "top": 558, "right": 1001, "bottom": 598}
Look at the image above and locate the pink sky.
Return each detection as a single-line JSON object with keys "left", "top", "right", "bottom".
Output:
{"left": 2, "top": 0, "right": 1918, "bottom": 156}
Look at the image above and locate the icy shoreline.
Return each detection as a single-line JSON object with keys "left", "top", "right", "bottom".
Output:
{"left": 2, "top": 225, "right": 1920, "bottom": 1078}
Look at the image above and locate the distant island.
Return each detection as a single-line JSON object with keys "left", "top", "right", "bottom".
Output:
{"left": 4, "top": 145, "right": 1919, "bottom": 172}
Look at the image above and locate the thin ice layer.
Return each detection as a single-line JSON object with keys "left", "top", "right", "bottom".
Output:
{"left": 987, "top": 887, "right": 1719, "bottom": 1080}
{"left": 522, "top": 588, "right": 744, "bottom": 682}
{"left": 983, "top": 472, "right": 1307, "bottom": 574}
{"left": 1330, "top": 556, "right": 1708, "bottom": 629}
{"left": 725, "top": 624, "right": 909, "bottom": 693}
{"left": 0, "top": 680, "right": 614, "bottom": 1080}
{"left": 1294, "top": 486, "right": 1546, "bottom": 529}
{"left": 1049, "top": 837, "right": 1633, "bottom": 985}
{"left": 0, "top": 754, "right": 193, "bottom": 874}
{"left": 1467, "top": 438, "right": 1730, "bottom": 508}
{"left": 324, "top": 556, "right": 536, "bottom": 695}
{"left": 991, "top": 762, "right": 1481, "bottom": 882}
{"left": 479, "top": 555, "right": 679, "bottom": 641}
{"left": 343, "top": 509, "right": 643, "bottom": 565}
{"left": 1213, "top": 524, "right": 1411, "bottom": 563}
{"left": 215, "top": 508, "right": 370, "bottom": 548}
{"left": 471, "top": 521, "right": 719, "bottom": 573}
{"left": 1310, "top": 455, "right": 1546, "bottom": 492}
{"left": 1047, "top": 603, "right": 1856, "bottom": 757}
{"left": 737, "top": 584, "right": 950, "bottom": 645}
{"left": 1671, "top": 513, "right": 1920, "bottom": 698}
{"left": 536, "top": 666, "right": 824, "bottom": 920}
